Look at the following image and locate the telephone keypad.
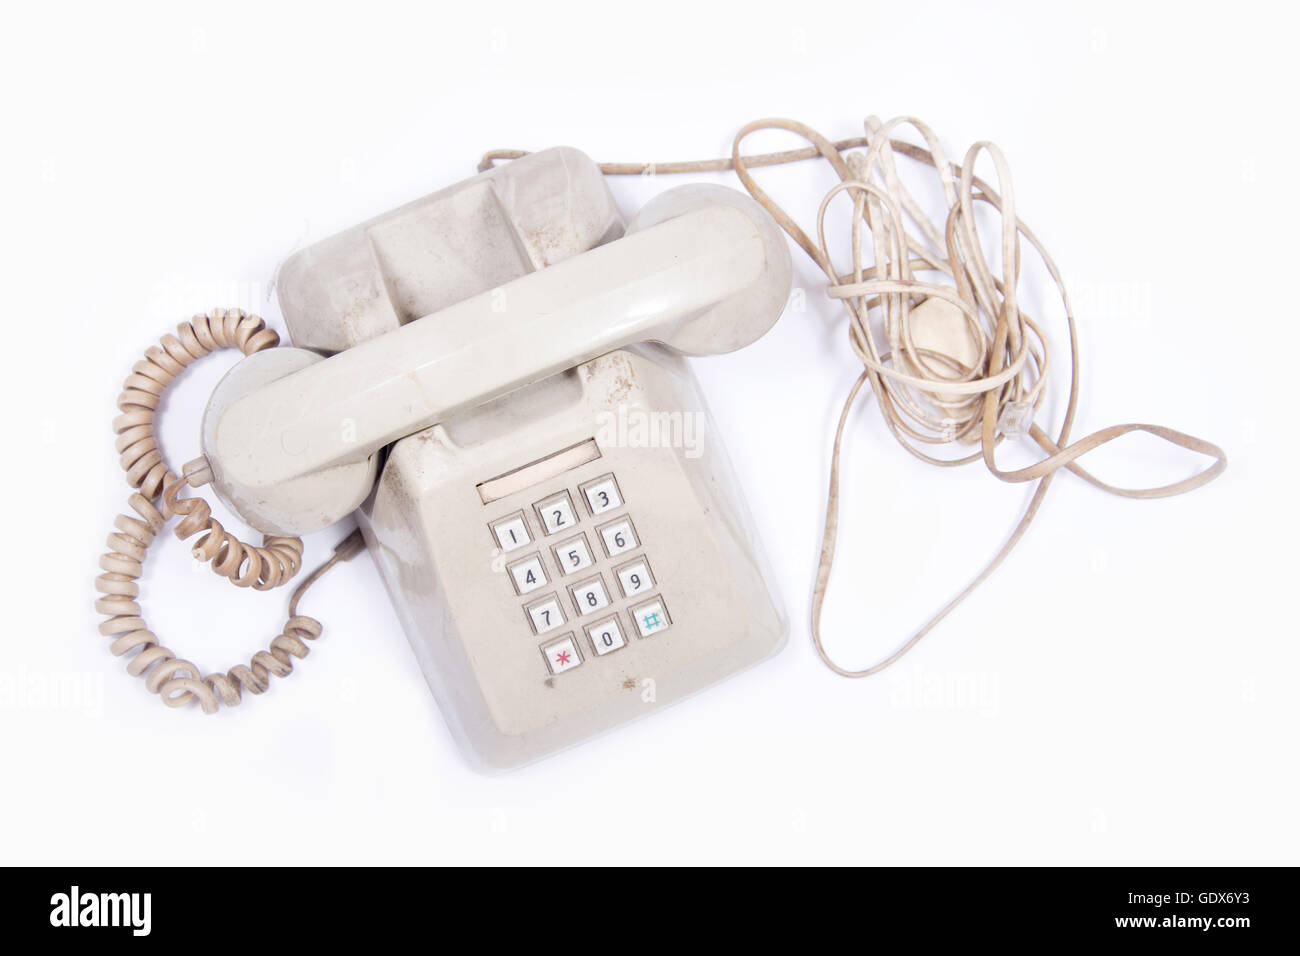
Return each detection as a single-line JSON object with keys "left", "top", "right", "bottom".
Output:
{"left": 490, "top": 512, "right": 532, "bottom": 553}
{"left": 579, "top": 474, "right": 622, "bottom": 516}
{"left": 596, "top": 516, "right": 638, "bottom": 558}
{"left": 496, "top": 467, "right": 674, "bottom": 675}
{"left": 534, "top": 490, "right": 578, "bottom": 535}
{"left": 507, "top": 553, "right": 548, "bottom": 595}
{"left": 525, "top": 594, "right": 566, "bottom": 635}
{"left": 541, "top": 634, "right": 582, "bottom": 675}
{"left": 552, "top": 533, "right": 595, "bottom": 576}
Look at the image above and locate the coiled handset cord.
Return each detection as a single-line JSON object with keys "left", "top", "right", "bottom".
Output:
{"left": 486, "top": 114, "right": 1227, "bottom": 676}
{"left": 95, "top": 308, "right": 364, "bottom": 712}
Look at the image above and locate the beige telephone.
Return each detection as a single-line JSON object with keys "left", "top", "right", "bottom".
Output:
{"left": 102, "top": 148, "right": 793, "bottom": 770}
{"left": 97, "top": 116, "right": 1226, "bottom": 772}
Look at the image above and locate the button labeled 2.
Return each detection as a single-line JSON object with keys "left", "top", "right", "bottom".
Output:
{"left": 534, "top": 490, "right": 577, "bottom": 535}
{"left": 551, "top": 533, "right": 595, "bottom": 576}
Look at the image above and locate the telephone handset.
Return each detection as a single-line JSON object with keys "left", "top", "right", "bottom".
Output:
{"left": 200, "top": 178, "right": 791, "bottom": 536}
{"left": 97, "top": 120, "right": 1226, "bottom": 771}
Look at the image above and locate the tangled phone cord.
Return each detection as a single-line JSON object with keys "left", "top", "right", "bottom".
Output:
{"left": 95, "top": 308, "right": 363, "bottom": 712}
{"left": 483, "top": 115, "right": 1227, "bottom": 676}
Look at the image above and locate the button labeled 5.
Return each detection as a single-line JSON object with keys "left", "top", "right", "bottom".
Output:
{"left": 551, "top": 533, "right": 595, "bottom": 576}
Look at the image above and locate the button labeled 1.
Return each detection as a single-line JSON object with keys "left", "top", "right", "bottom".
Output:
{"left": 552, "top": 533, "right": 595, "bottom": 576}
{"left": 490, "top": 512, "right": 531, "bottom": 553}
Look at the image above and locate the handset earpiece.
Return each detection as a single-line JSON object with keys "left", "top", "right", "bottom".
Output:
{"left": 201, "top": 185, "right": 792, "bottom": 535}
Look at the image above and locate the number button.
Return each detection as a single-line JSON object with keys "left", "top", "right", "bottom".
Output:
{"left": 534, "top": 490, "right": 577, "bottom": 535}
{"left": 524, "top": 594, "right": 566, "bottom": 635}
{"left": 630, "top": 597, "right": 671, "bottom": 638}
{"left": 580, "top": 474, "right": 623, "bottom": 516}
{"left": 568, "top": 574, "right": 611, "bottom": 616}
{"left": 596, "top": 517, "right": 638, "bottom": 558}
{"left": 507, "top": 553, "right": 547, "bottom": 595}
{"left": 490, "top": 512, "right": 532, "bottom": 553}
{"left": 614, "top": 557, "right": 655, "bottom": 598}
{"left": 541, "top": 634, "right": 582, "bottom": 675}
{"left": 551, "top": 533, "right": 595, "bottom": 576}
{"left": 584, "top": 616, "right": 627, "bottom": 656}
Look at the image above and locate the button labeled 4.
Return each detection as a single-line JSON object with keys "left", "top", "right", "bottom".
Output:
{"left": 507, "top": 553, "right": 547, "bottom": 595}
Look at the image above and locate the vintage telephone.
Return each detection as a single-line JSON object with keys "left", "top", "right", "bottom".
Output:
{"left": 97, "top": 117, "right": 1226, "bottom": 770}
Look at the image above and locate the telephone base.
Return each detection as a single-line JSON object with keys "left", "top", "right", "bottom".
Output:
{"left": 357, "top": 346, "right": 787, "bottom": 771}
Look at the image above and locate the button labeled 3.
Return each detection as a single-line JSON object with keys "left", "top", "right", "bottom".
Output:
{"left": 579, "top": 474, "right": 623, "bottom": 516}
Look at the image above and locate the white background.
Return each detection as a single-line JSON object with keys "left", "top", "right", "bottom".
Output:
{"left": 2, "top": 0, "right": 1294, "bottom": 865}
